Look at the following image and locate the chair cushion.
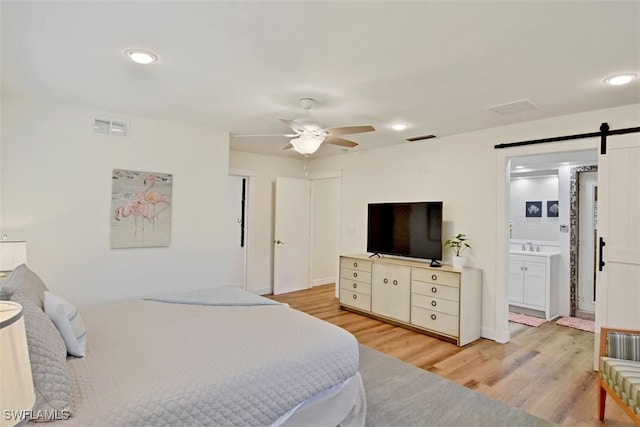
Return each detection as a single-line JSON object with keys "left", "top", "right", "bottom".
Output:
{"left": 600, "top": 357, "right": 640, "bottom": 417}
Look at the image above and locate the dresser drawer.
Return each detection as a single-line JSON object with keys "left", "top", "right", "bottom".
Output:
{"left": 340, "top": 257, "right": 372, "bottom": 273}
{"left": 340, "top": 289, "right": 371, "bottom": 311}
{"left": 412, "top": 268, "right": 460, "bottom": 287}
{"left": 411, "top": 306, "right": 458, "bottom": 336}
{"left": 341, "top": 267, "right": 371, "bottom": 284}
{"left": 412, "top": 293, "right": 458, "bottom": 316}
{"left": 411, "top": 280, "right": 459, "bottom": 302}
{"left": 340, "top": 279, "right": 371, "bottom": 295}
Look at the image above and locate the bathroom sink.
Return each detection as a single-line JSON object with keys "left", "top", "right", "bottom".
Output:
{"left": 510, "top": 249, "right": 559, "bottom": 256}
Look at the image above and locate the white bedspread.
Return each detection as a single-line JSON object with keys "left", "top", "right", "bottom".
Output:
{"left": 52, "top": 299, "right": 360, "bottom": 426}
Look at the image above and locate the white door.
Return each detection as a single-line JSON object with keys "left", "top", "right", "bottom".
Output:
{"left": 226, "top": 176, "right": 247, "bottom": 288}
{"left": 578, "top": 171, "right": 597, "bottom": 313}
{"left": 595, "top": 132, "right": 640, "bottom": 362}
{"left": 274, "top": 177, "right": 311, "bottom": 295}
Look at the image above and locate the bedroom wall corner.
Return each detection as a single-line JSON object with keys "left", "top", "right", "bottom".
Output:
{"left": 1, "top": 96, "right": 231, "bottom": 306}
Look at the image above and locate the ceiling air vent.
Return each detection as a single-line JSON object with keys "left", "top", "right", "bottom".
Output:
{"left": 406, "top": 134, "right": 436, "bottom": 142}
{"left": 487, "top": 99, "right": 539, "bottom": 115}
{"left": 94, "top": 117, "right": 129, "bottom": 137}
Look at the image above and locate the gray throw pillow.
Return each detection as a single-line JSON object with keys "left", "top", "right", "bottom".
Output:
{"left": 1, "top": 264, "right": 49, "bottom": 309}
{"left": 11, "top": 288, "right": 72, "bottom": 421}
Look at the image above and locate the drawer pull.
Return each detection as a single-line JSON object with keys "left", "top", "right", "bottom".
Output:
{"left": 431, "top": 274, "right": 437, "bottom": 281}
{"left": 431, "top": 300, "right": 437, "bottom": 307}
{"left": 352, "top": 294, "right": 357, "bottom": 300}
{"left": 352, "top": 283, "right": 357, "bottom": 289}
{"left": 431, "top": 314, "right": 437, "bottom": 320}
{"left": 383, "top": 278, "right": 388, "bottom": 284}
{"left": 393, "top": 280, "right": 398, "bottom": 286}
{"left": 354, "top": 262, "right": 358, "bottom": 268}
{"left": 353, "top": 272, "right": 358, "bottom": 278}
{"left": 431, "top": 287, "right": 437, "bottom": 293}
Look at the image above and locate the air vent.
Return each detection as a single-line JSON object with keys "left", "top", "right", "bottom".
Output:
{"left": 94, "top": 117, "right": 129, "bottom": 137}
{"left": 487, "top": 99, "right": 539, "bottom": 115}
{"left": 406, "top": 134, "right": 436, "bottom": 142}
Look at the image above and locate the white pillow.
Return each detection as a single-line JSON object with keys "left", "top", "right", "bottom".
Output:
{"left": 43, "top": 291, "right": 87, "bottom": 357}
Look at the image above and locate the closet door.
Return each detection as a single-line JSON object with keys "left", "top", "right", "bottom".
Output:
{"left": 595, "top": 132, "right": 640, "bottom": 363}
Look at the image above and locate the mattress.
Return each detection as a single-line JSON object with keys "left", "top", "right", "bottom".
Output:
{"left": 49, "top": 289, "right": 363, "bottom": 426}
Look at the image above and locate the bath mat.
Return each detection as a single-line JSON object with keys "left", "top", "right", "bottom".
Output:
{"left": 508, "top": 312, "right": 548, "bottom": 327}
{"left": 555, "top": 316, "right": 595, "bottom": 333}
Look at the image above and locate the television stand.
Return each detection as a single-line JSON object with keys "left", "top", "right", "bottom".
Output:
{"left": 430, "top": 259, "right": 441, "bottom": 268}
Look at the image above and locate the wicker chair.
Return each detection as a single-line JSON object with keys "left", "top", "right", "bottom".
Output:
{"left": 598, "top": 327, "right": 640, "bottom": 425}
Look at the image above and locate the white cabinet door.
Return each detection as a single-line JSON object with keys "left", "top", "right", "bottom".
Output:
{"left": 508, "top": 260, "right": 524, "bottom": 303}
{"left": 523, "top": 261, "right": 546, "bottom": 308}
{"left": 372, "top": 263, "right": 411, "bottom": 322}
{"left": 596, "top": 133, "right": 640, "bottom": 333}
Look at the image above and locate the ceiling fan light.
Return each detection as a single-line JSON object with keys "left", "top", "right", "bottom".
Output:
{"left": 290, "top": 135, "right": 323, "bottom": 155}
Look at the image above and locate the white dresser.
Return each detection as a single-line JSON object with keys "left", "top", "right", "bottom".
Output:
{"left": 339, "top": 254, "right": 482, "bottom": 346}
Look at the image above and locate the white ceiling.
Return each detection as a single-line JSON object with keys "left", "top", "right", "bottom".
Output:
{"left": 2, "top": 1, "right": 639, "bottom": 158}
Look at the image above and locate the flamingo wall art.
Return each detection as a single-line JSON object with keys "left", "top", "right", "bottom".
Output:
{"left": 110, "top": 169, "right": 172, "bottom": 248}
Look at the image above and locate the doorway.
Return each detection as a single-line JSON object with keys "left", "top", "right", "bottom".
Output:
{"left": 226, "top": 175, "right": 248, "bottom": 289}
{"left": 573, "top": 168, "right": 598, "bottom": 320}
{"left": 506, "top": 150, "right": 597, "bottom": 325}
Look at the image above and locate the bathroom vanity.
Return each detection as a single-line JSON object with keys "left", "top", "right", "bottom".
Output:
{"left": 508, "top": 249, "right": 560, "bottom": 320}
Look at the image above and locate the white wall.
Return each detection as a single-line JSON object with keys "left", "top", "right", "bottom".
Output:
{"left": 1, "top": 97, "right": 230, "bottom": 307}
{"left": 310, "top": 103, "right": 640, "bottom": 342}
{"left": 510, "top": 176, "right": 559, "bottom": 241}
{"left": 228, "top": 151, "right": 305, "bottom": 294}
{"left": 311, "top": 177, "right": 340, "bottom": 286}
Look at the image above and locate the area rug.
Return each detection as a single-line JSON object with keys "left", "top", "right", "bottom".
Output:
{"left": 555, "top": 316, "right": 595, "bottom": 333}
{"left": 508, "top": 311, "right": 548, "bottom": 327}
{"left": 358, "top": 344, "right": 556, "bottom": 426}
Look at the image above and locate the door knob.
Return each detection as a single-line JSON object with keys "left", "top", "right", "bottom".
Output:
{"left": 274, "top": 240, "right": 285, "bottom": 245}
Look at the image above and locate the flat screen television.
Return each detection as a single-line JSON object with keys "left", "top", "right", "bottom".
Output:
{"left": 367, "top": 201, "right": 443, "bottom": 263}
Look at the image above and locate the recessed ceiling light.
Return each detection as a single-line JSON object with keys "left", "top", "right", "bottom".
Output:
{"left": 125, "top": 49, "right": 157, "bottom": 65}
{"left": 392, "top": 123, "right": 408, "bottom": 131}
{"left": 604, "top": 73, "right": 637, "bottom": 86}
{"left": 515, "top": 165, "right": 525, "bottom": 169}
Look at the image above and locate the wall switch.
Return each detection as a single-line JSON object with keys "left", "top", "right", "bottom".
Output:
{"left": 560, "top": 224, "right": 569, "bottom": 233}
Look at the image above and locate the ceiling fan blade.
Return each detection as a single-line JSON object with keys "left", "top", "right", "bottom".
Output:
{"left": 281, "top": 143, "right": 293, "bottom": 150}
{"left": 324, "top": 136, "right": 358, "bottom": 148}
{"left": 279, "top": 118, "right": 308, "bottom": 134}
{"left": 233, "top": 133, "right": 289, "bottom": 137}
{"left": 324, "top": 125, "right": 375, "bottom": 136}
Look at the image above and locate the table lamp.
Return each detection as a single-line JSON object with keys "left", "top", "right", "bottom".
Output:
{"left": 0, "top": 301, "right": 35, "bottom": 427}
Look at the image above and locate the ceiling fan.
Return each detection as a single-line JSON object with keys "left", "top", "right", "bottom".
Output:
{"left": 236, "top": 98, "right": 375, "bottom": 155}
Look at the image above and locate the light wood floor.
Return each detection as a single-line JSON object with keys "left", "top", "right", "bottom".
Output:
{"left": 269, "top": 284, "right": 633, "bottom": 427}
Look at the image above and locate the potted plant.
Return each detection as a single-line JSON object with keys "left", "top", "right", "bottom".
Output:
{"left": 444, "top": 233, "right": 471, "bottom": 270}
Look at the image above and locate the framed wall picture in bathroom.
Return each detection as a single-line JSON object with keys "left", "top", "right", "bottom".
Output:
{"left": 525, "top": 201, "right": 542, "bottom": 217}
{"left": 547, "top": 200, "right": 559, "bottom": 217}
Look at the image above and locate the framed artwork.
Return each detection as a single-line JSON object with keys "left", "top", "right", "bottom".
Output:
{"left": 547, "top": 200, "right": 559, "bottom": 217}
{"left": 110, "top": 169, "right": 172, "bottom": 248}
{"left": 525, "top": 201, "right": 542, "bottom": 218}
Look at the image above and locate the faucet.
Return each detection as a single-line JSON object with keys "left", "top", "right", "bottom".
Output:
{"left": 536, "top": 245, "right": 540, "bottom": 252}
{"left": 526, "top": 242, "right": 534, "bottom": 252}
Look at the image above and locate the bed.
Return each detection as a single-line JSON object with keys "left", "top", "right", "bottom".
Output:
{"left": 3, "top": 265, "right": 366, "bottom": 426}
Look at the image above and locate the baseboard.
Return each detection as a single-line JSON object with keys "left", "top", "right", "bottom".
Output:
{"left": 255, "top": 287, "right": 272, "bottom": 296}
{"left": 312, "top": 276, "right": 335, "bottom": 286}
